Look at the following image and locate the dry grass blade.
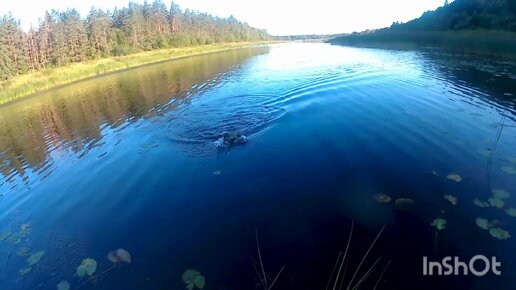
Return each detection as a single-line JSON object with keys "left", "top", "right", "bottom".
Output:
{"left": 326, "top": 251, "right": 343, "bottom": 290}
{"left": 255, "top": 230, "right": 268, "bottom": 290}
{"left": 346, "top": 226, "right": 385, "bottom": 290}
{"left": 268, "top": 264, "right": 286, "bottom": 290}
{"left": 373, "top": 260, "right": 391, "bottom": 290}
{"left": 351, "top": 256, "right": 382, "bottom": 290}
{"left": 333, "top": 220, "right": 354, "bottom": 290}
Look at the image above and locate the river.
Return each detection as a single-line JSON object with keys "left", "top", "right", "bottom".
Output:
{"left": 0, "top": 43, "right": 515, "bottom": 290}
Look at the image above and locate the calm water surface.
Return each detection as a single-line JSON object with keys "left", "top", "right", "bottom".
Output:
{"left": 1, "top": 43, "right": 516, "bottom": 290}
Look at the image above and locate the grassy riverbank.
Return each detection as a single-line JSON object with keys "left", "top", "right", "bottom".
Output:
{"left": 0, "top": 42, "right": 269, "bottom": 105}
{"left": 329, "top": 30, "right": 516, "bottom": 58}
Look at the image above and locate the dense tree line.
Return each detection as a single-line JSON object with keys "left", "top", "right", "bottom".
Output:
{"left": 0, "top": 0, "right": 269, "bottom": 80}
{"left": 393, "top": 0, "right": 516, "bottom": 31}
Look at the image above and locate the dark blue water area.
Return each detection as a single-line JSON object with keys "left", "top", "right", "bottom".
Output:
{"left": 1, "top": 43, "right": 516, "bottom": 290}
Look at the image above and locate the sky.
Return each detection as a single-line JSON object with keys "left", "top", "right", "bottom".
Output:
{"left": 1, "top": 0, "right": 446, "bottom": 35}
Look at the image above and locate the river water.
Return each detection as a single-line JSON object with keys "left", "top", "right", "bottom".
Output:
{"left": 0, "top": 43, "right": 516, "bottom": 289}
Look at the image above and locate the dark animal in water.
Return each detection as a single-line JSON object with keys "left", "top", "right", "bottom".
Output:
{"left": 214, "top": 132, "right": 248, "bottom": 148}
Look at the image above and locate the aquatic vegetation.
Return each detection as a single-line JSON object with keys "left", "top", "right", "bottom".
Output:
{"left": 57, "top": 281, "right": 71, "bottom": 290}
{"left": 489, "top": 227, "right": 511, "bottom": 240}
{"left": 108, "top": 249, "right": 132, "bottom": 264}
{"left": 27, "top": 250, "right": 45, "bottom": 266}
{"left": 212, "top": 170, "right": 222, "bottom": 176}
{"left": 474, "top": 198, "right": 490, "bottom": 208}
{"left": 501, "top": 165, "right": 516, "bottom": 174}
{"left": 18, "top": 267, "right": 32, "bottom": 276}
{"left": 394, "top": 198, "right": 415, "bottom": 209}
{"left": 373, "top": 193, "right": 392, "bottom": 203}
{"left": 477, "top": 148, "right": 491, "bottom": 157}
{"left": 492, "top": 189, "right": 511, "bottom": 199}
{"left": 446, "top": 174, "right": 462, "bottom": 182}
{"left": 488, "top": 197, "right": 505, "bottom": 208}
{"left": 325, "top": 222, "right": 388, "bottom": 290}
{"left": 431, "top": 218, "right": 447, "bottom": 230}
{"left": 505, "top": 208, "right": 516, "bottom": 217}
{"left": 444, "top": 195, "right": 457, "bottom": 205}
{"left": 475, "top": 218, "right": 492, "bottom": 230}
{"left": 505, "top": 157, "right": 516, "bottom": 164}
{"left": 76, "top": 258, "right": 98, "bottom": 277}
{"left": 182, "top": 269, "right": 206, "bottom": 290}
{"left": 17, "top": 247, "right": 32, "bottom": 256}
{"left": 0, "top": 231, "right": 12, "bottom": 241}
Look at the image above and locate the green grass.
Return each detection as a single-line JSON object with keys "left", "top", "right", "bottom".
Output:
{"left": 329, "top": 30, "right": 516, "bottom": 58}
{"left": 0, "top": 42, "right": 270, "bottom": 105}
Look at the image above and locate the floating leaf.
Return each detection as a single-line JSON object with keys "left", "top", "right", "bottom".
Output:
{"left": 17, "top": 247, "right": 32, "bottom": 256}
{"left": 194, "top": 275, "right": 206, "bottom": 289}
{"left": 431, "top": 218, "right": 447, "bottom": 230}
{"left": 373, "top": 193, "right": 391, "bottom": 203}
{"left": 488, "top": 197, "right": 504, "bottom": 208}
{"left": 182, "top": 269, "right": 205, "bottom": 290}
{"left": 505, "top": 208, "right": 516, "bottom": 217}
{"left": 501, "top": 166, "right": 516, "bottom": 174}
{"left": 108, "top": 249, "right": 131, "bottom": 264}
{"left": 489, "top": 227, "right": 511, "bottom": 240}
{"left": 475, "top": 218, "right": 492, "bottom": 230}
{"left": 477, "top": 148, "right": 491, "bottom": 157}
{"left": 27, "top": 251, "right": 45, "bottom": 266}
{"left": 446, "top": 174, "right": 462, "bottom": 182}
{"left": 492, "top": 189, "right": 511, "bottom": 199}
{"left": 57, "top": 280, "right": 70, "bottom": 290}
{"left": 76, "top": 258, "right": 97, "bottom": 277}
{"left": 394, "top": 198, "right": 415, "bottom": 207}
{"left": 0, "top": 231, "right": 12, "bottom": 241}
{"left": 444, "top": 195, "right": 457, "bottom": 205}
{"left": 212, "top": 170, "right": 222, "bottom": 176}
{"left": 18, "top": 267, "right": 32, "bottom": 276}
{"left": 474, "top": 198, "right": 490, "bottom": 208}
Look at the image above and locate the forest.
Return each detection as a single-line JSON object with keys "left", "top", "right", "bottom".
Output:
{"left": 0, "top": 0, "right": 269, "bottom": 81}
{"left": 330, "top": 0, "right": 516, "bottom": 56}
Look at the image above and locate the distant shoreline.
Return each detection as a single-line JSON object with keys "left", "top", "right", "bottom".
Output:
{"left": 0, "top": 42, "right": 274, "bottom": 106}
{"left": 329, "top": 30, "right": 516, "bottom": 59}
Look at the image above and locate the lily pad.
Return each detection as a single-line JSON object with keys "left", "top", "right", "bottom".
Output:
{"left": 57, "top": 280, "right": 71, "bottom": 290}
{"left": 446, "top": 174, "right": 462, "bottom": 182}
{"left": 477, "top": 148, "right": 491, "bottom": 157}
{"left": 27, "top": 251, "right": 45, "bottom": 266}
{"left": 373, "top": 193, "right": 391, "bottom": 203}
{"left": 489, "top": 227, "right": 511, "bottom": 240}
{"left": 76, "top": 258, "right": 97, "bottom": 277}
{"left": 182, "top": 269, "right": 206, "bottom": 290}
{"left": 488, "top": 197, "right": 505, "bottom": 208}
{"left": 474, "top": 198, "right": 490, "bottom": 208}
{"left": 18, "top": 267, "right": 32, "bottom": 276}
{"left": 394, "top": 198, "right": 415, "bottom": 207}
{"left": 475, "top": 218, "right": 492, "bottom": 230}
{"left": 17, "top": 247, "right": 32, "bottom": 256}
{"left": 0, "top": 231, "right": 12, "bottom": 241}
{"left": 431, "top": 218, "right": 447, "bottom": 230}
{"left": 505, "top": 208, "right": 516, "bottom": 217}
{"left": 492, "top": 189, "right": 510, "bottom": 199}
{"left": 501, "top": 166, "right": 516, "bottom": 174}
{"left": 108, "top": 248, "right": 132, "bottom": 264}
{"left": 444, "top": 195, "right": 457, "bottom": 205}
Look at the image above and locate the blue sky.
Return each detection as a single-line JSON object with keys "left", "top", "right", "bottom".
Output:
{"left": 1, "top": 0, "right": 446, "bottom": 35}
